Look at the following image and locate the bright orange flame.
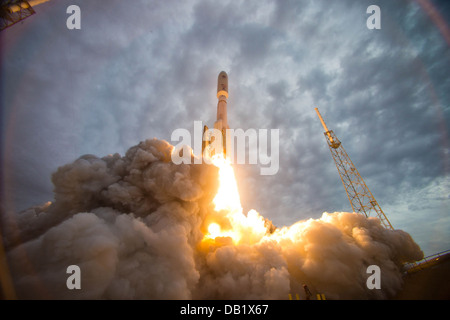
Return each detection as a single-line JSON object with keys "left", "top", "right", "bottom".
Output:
{"left": 211, "top": 154, "right": 242, "bottom": 213}
{"left": 207, "top": 223, "right": 221, "bottom": 237}
{"left": 203, "top": 153, "right": 267, "bottom": 245}
{"left": 202, "top": 155, "right": 346, "bottom": 250}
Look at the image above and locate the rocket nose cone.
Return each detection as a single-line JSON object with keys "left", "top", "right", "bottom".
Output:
{"left": 217, "top": 71, "right": 228, "bottom": 96}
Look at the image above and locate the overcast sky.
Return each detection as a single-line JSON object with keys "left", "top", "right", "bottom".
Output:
{"left": 1, "top": 0, "right": 449, "bottom": 256}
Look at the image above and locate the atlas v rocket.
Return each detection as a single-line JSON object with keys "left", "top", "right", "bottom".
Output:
{"left": 202, "top": 71, "right": 229, "bottom": 157}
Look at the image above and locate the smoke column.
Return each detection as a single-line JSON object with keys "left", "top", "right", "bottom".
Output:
{"left": 2, "top": 138, "right": 423, "bottom": 299}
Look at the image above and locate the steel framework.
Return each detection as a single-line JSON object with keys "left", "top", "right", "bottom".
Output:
{"left": 315, "top": 108, "right": 394, "bottom": 230}
{"left": 0, "top": 0, "right": 35, "bottom": 31}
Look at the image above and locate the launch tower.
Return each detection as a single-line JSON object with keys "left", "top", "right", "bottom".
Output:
{"left": 315, "top": 108, "right": 394, "bottom": 230}
{"left": 0, "top": 0, "right": 35, "bottom": 31}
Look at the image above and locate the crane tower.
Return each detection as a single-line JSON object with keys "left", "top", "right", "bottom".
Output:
{"left": 0, "top": 1, "right": 36, "bottom": 31}
{"left": 315, "top": 108, "right": 394, "bottom": 230}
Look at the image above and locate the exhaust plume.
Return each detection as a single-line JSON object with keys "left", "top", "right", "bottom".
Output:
{"left": 2, "top": 138, "right": 423, "bottom": 299}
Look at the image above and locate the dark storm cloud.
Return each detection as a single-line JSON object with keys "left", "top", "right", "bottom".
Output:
{"left": 321, "top": 3, "right": 449, "bottom": 210}
{"left": 1, "top": 0, "right": 449, "bottom": 255}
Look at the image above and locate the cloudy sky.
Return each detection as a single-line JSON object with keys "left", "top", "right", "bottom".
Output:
{"left": 1, "top": 0, "right": 449, "bottom": 256}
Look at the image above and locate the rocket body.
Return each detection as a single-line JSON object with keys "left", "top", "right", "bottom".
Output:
{"left": 202, "top": 71, "right": 229, "bottom": 157}
{"left": 214, "top": 71, "right": 229, "bottom": 132}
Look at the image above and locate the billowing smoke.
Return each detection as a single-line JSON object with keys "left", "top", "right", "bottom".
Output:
{"left": 2, "top": 138, "right": 423, "bottom": 299}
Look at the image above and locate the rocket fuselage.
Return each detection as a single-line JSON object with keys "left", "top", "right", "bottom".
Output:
{"left": 215, "top": 71, "right": 229, "bottom": 131}
{"left": 202, "top": 71, "right": 229, "bottom": 157}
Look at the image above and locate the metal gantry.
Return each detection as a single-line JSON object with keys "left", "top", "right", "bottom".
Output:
{"left": 0, "top": 1, "right": 35, "bottom": 31}
{"left": 315, "top": 108, "right": 394, "bottom": 230}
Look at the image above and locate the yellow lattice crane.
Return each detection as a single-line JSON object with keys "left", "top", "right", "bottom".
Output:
{"left": 315, "top": 108, "right": 394, "bottom": 230}
{"left": 0, "top": 1, "right": 35, "bottom": 31}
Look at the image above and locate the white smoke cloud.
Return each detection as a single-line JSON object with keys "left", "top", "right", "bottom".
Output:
{"left": 2, "top": 138, "right": 423, "bottom": 299}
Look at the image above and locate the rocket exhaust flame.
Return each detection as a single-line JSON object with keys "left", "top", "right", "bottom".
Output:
{"left": 202, "top": 153, "right": 267, "bottom": 246}
{"left": 211, "top": 154, "right": 241, "bottom": 213}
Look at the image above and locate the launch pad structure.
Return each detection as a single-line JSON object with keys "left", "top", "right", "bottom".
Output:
{"left": 315, "top": 109, "right": 450, "bottom": 298}
{"left": 315, "top": 108, "right": 394, "bottom": 230}
{"left": 0, "top": 0, "right": 35, "bottom": 31}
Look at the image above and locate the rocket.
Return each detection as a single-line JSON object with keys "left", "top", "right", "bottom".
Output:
{"left": 202, "top": 71, "right": 229, "bottom": 157}
{"left": 215, "top": 71, "right": 229, "bottom": 132}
